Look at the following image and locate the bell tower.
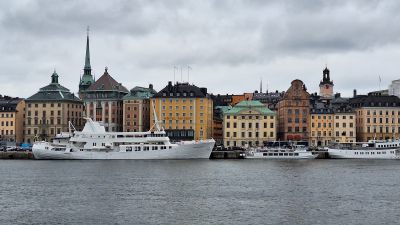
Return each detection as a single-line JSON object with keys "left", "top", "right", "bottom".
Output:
{"left": 319, "top": 67, "right": 334, "bottom": 99}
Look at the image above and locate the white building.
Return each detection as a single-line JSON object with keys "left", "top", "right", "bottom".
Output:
{"left": 389, "top": 79, "right": 400, "bottom": 97}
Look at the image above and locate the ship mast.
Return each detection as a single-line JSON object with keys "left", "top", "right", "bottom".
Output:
{"left": 150, "top": 100, "right": 163, "bottom": 132}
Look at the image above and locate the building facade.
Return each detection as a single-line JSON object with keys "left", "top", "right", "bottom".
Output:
{"left": 0, "top": 96, "right": 25, "bottom": 145}
{"left": 122, "top": 85, "right": 156, "bottom": 132}
{"left": 223, "top": 100, "right": 276, "bottom": 148}
{"left": 80, "top": 67, "right": 128, "bottom": 132}
{"left": 389, "top": 79, "right": 400, "bottom": 98}
{"left": 309, "top": 108, "right": 356, "bottom": 146}
{"left": 277, "top": 79, "right": 310, "bottom": 141}
{"left": 24, "top": 71, "right": 84, "bottom": 143}
{"left": 350, "top": 95, "right": 400, "bottom": 142}
{"left": 150, "top": 82, "right": 213, "bottom": 141}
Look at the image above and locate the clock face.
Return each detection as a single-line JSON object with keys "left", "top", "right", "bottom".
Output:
{"left": 325, "top": 84, "right": 330, "bottom": 89}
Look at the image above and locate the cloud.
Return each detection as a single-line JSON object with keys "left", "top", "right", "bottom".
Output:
{"left": 0, "top": 0, "right": 400, "bottom": 99}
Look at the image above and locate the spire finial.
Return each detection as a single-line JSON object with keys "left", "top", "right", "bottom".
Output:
{"left": 83, "top": 26, "right": 91, "bottom": 74}
{"left": 105, "top": 66, "right": 108, "bottom": 72}
{"left": 87, "top": 26, "right": 90, "bottom": 37}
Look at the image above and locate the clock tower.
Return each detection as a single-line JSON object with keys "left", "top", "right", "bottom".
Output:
{"left": 319, "top": 67, "right": 334, "bottom": 99}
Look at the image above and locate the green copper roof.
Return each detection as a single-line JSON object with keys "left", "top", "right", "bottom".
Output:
{"left": 224, "top": 100, "right": 275, "bottom": 115}
{"left": 27, "top": 71, "right": 81, "bottom": 102}
{"left": 123, "top": 86, "right": 157, "bottom": 100}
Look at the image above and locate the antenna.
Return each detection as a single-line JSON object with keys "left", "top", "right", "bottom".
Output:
{"left": 379, "top": 75, "right": 382, "bottom": 90}
{"left": 180, "top": 66, "right": 183, "bottom": 82}
{"left": 173, "top": 66, "right": 177, "bottom": 83}
{"left": 187, "top": 66, "right": 192, "bottom": 83}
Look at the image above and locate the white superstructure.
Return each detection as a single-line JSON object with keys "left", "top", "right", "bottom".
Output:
{"left": 32, "top": 118, "right": 215, "bottom": 160}
{"left": 327, "top": 140, "right": 400, "bottom": 159}
{"left": 246, "top": 145, "right": 316, "bottom": 159}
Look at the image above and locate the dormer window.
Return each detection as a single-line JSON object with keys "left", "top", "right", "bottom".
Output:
{"left": 190, "top": 92, "right": 194, "bottom": 97}
{"left": 162, "top": 92, "right": 166, "bottom": 97}
{"left": 177, "top": 92, "right": 180, "bottom": 97}
{"left": 183, "top": 92, "right": 187, "bottom": 96}
{"left": 169, "top": 93, "right": 173, "bottom": 97}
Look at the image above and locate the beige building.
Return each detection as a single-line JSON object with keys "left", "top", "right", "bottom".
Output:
{"left": 350, "top": 95, "right": 400, "bottom": 142}
{"left": 150, "top": 82, "right": 213, "bottom": 141}
{"left": 0, "top": 97, "right": 25, "bottom": 145}
{"left": 223, "top": 100, "right": 276, "bottom": 148}
{"left": 309, "top": 109, "right": 356, "bottom": 146}
{"left": 24, "top": 71, "right": 84, "bottom": 143}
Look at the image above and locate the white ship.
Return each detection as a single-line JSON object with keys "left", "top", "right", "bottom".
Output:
{"left": 246, "top": 145, "right": 316, "bottom": 159}
{"left": 327, "top": 140, "right": 400, "bottom": 159}
{"left": 32, "top": 113, "right": 215, "bottom": 160}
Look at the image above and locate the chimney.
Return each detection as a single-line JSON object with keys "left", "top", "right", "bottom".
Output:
{"left": 353, "top": 89, "right": 357, "bottom": 97}
{"left": 168, "top": 81, "right": 172, "bottom": 87}
{"left": 200, "top": 88, "right": 207, "bottom": 96}
{"left": 149, "top": 84, "right": 153, "bottom": 90}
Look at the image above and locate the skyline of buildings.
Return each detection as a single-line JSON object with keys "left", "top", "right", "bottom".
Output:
{"left": 2, "top": 32, "right": 400, "bottom": 147}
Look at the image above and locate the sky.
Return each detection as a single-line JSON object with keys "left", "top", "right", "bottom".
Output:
{"left": 1, "top": 0, "right": 400, "bottom": 98}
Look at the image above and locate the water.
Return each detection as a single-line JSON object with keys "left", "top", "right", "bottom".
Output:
{"left": 1, "top": 159, "right": 400, "bottom": 225}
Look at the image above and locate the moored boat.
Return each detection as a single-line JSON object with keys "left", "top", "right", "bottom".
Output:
{"left": 246, "top": 145, "right": 316, "bottom": 159}
{"left": 327, "top": 140, "right": 400, "bottom": 159}
{"left": 32, "top": 117, "right": 215, "bottom": 160}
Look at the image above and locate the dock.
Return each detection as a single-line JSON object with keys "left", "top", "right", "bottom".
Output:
{"left": 210, "top": 150, "right": 246, "bottom": 159}
{"left": 0, "top": 151, "right": 34, "bottom": 159}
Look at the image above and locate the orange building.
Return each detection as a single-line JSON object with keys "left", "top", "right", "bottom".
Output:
{"left": 277, "top": 80, "right": 310, "bottom": 141}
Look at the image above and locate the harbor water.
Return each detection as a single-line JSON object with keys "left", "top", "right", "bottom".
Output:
{"left": 1, "top": 159, "right": 400, "bottom": 224}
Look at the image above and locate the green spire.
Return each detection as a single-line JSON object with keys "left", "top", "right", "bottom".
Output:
{"left": 84, "top": 26, "right": 91, "bottom": 75}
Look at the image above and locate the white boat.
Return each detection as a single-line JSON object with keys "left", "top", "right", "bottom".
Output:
{"left": 246, "top": 145, "right": 316, "bottom": 159}
{"left": 327, "top": 140, "right": 400, "bottom": 159}
{"left": 32, "top": 107, "right": 215, "bottom": 159}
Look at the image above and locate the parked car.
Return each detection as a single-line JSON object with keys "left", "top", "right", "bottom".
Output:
{"left": 6, "top": 146, "right": 15, "bottom": 151}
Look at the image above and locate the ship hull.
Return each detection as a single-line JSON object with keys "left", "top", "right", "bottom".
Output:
{"left": 328, "top": 148, "right": 400, "bottom": 159}
{"left": 33, "top": 141, "right": 215, "bottom": 160}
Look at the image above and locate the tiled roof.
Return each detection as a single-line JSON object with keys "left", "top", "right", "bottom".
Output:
{"left": 224, "top": 100, "right": 275, "bottom": 115}
{"left": 0, "top": 97, "right": 23, "bottom": 112}
{"left": 87, "top": 68, "right": 128, "bottom": 93}
{"left": 153, "top": 82, "right": 208, "bottom": 98}
{"left": 350, "top": 95, "right": 400, "bottom": 107}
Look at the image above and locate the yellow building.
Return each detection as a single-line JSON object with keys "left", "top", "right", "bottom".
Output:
{"left": 350, "top": 95, "right": 400, "bottom": 142}
{"left": 333, "top": 112, "right": 356, "bottom": 143}
{"left": 309, "top": 109, "right": 356, "bottom": 146}
{"left": 223, "top": 100, "right": 276, "bottom": 148}
{"left": 150, "top": 82, "right": 213, "bottom": 141}
{"left": 24, "top": 71, "right": 84, "bottom": 143}
{"left": 0, "top": 96, "right": 25, "bottom": 145}
{"left": 309, "top": 110, "right": 334, "bottom": 146}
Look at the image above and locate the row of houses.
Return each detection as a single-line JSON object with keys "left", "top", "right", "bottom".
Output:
{"left": 1, "top": 33, "right": 400, "bottom": 148}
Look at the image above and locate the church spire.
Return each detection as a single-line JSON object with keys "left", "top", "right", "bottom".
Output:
{"left": 84, "top": 26, "right": 91, "bottom": 75}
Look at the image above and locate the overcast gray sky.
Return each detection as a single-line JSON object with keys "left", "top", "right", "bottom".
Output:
{"left": 1, "top": 0, "right": 400, "bottom": 98}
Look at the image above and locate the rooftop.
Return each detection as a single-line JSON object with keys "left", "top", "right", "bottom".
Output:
{"left": 224, "top": 100, "right": 275, "bottom": 115}
{"left": 86, "top": 67, "right": 128, "bottom": 93}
